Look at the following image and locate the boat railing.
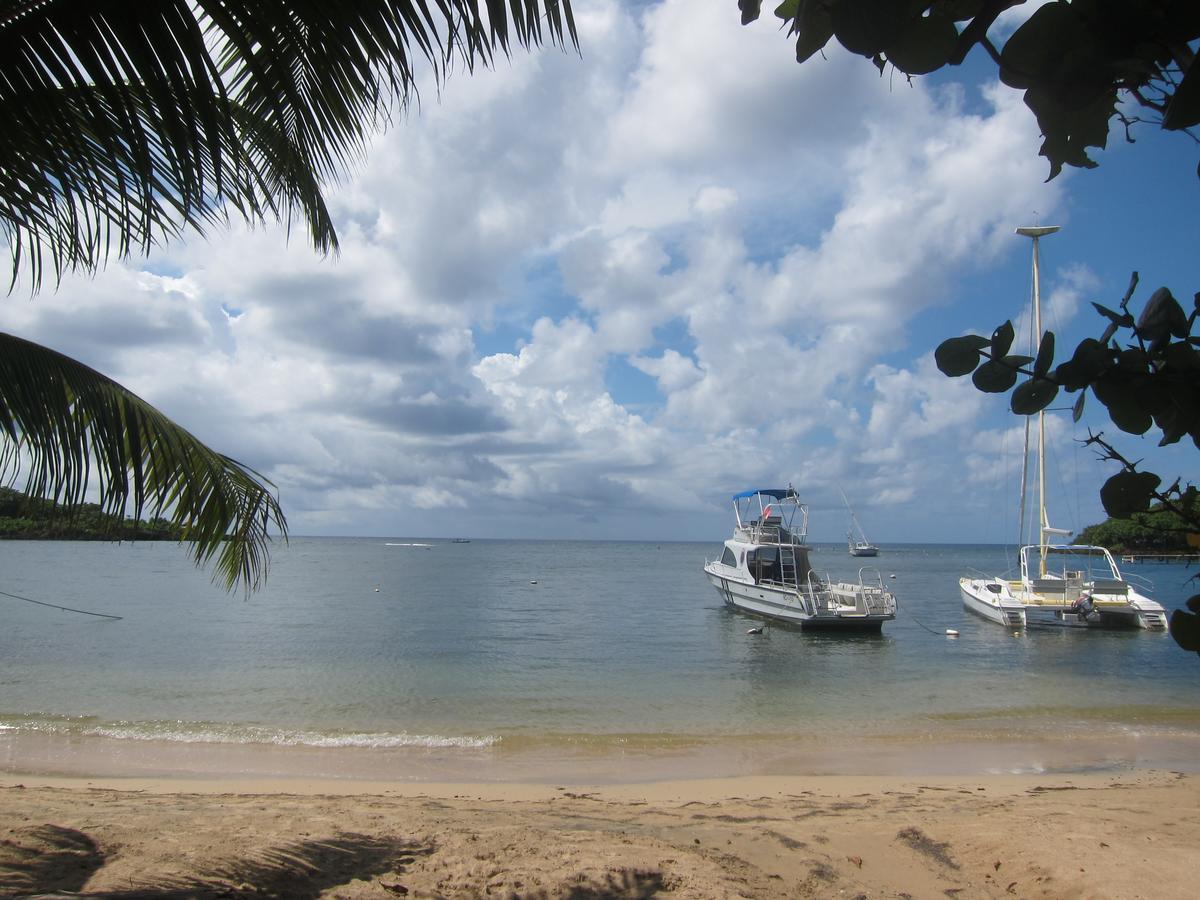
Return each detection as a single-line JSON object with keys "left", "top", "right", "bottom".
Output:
{"left": 852, "top": 567, "right": 897, "bottom": 615}
{"left": 804, "top": 570, "right": 827, "bottom": 613}
{"left": 1121, "top": 570, "right": 1155, "bottom": 594}
{"left": 857, "top": 565, "right": 886, "bottom": 589}
{"left": 735, "top": 522, "right": 807, "bottom": 546}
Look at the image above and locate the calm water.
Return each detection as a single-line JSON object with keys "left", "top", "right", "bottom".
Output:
{"left": 1, "top": 538, "right": 1198, "bottom": 778}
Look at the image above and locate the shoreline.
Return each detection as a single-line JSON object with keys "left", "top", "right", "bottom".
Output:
{"left": 0, "top": 767, "right": 1186, "bottom": 801}
{"left": 5, "top": 725, "right": 1200, "bottom": 786}
{"left": 3, "top": 770, "right": 1196, "bottom": 897}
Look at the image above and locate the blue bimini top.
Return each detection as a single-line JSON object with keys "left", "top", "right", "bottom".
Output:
{"left": 731, "top": 488, "right": 795, "bottom": 501}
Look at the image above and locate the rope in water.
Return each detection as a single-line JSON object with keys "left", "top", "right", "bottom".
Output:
{"left": 0, "top": 588, "right": 123, "bottom": 620}
{"left": 910, "top": 614, "right": 947, "bottom": 636}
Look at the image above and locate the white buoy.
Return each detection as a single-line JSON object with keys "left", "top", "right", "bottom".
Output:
{"left": 945, "top": 629, "right": 959, "bottom": 637}
{"left": 374, "top": 587, "right": 380, "bottom": 592}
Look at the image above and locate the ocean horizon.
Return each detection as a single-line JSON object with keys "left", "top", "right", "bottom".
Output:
{"left": 3, "top": 537, "right": 1198, "bottom": 782}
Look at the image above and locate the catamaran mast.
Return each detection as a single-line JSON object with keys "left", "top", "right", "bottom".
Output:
{"left": 1016, "top": 225, "right": 1060, "bottom": 577}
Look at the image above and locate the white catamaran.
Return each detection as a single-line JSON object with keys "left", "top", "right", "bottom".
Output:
{"left": 959, "top": 226, "right": 1168, "bottom": 631}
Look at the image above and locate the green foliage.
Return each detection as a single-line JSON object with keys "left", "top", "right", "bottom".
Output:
{"left": 1170, "top": 596, "right": 1200, "bottom": 655}
{"left": 744, "top": 0, "right": 1200, "bottom": 180}
{"left": 0, "top": 486, "right": 182, "bottom": 541}
{"left": 934, "top": 277, "right": 1199, "bottom": 477}
{"left": 0, "top": 1, "right": 579, "bottom": 289}
{"left": 1076, "top": 491, "right": 1200, "bottom": 553}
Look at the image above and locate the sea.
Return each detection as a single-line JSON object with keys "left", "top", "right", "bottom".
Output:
{"left": 2, "top": 538, "right": 1198, "bottom": 783}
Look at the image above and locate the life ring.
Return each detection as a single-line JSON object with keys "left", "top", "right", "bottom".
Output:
{"left": 762, "top": 504, "right": 773, "bottom": 519}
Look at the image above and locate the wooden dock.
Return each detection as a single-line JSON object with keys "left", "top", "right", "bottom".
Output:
{"left": 1119, "top": 552, "right": 1200, "bottom": 564}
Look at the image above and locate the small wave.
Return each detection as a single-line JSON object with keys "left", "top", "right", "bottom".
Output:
{"left": 0, "top": 715, "right": 498, "bottom": 750}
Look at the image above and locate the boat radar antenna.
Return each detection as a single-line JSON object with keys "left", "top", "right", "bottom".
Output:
{"left": 1015, "top": 224, "right": 1062, "bottom": 577}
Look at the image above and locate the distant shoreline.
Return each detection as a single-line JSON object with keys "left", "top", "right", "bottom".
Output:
{"left": 0, "top": 486, "right": 183, "bottom": 541}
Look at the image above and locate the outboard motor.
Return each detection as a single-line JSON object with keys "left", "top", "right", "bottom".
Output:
{"left": 1072, "top": 594, "right": 1098, "bottom": 623}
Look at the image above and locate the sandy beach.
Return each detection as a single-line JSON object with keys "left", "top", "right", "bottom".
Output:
{"left": 3, "top": 769, "right": 1197, "bottom": 898}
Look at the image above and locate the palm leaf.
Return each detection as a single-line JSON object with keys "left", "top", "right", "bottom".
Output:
{"left": 0, "top": 331, "right": 287, "bottom": 592}
{"left": 0, "top": 0, "right": 579, "bottom": 289}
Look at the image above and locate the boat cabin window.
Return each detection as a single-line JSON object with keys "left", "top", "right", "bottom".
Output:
{"left": 720, "top": 546, "right": 737, "bottom": 567}
{"left": 747, "top": 547, "right": 780, "bottom": 584}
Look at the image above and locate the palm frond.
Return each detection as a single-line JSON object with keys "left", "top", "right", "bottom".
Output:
{"left": 0, "top": 331, "right": 287, "bottom": 592}
{"left": 0, "top": 0, "right": 578, "bottom": 289}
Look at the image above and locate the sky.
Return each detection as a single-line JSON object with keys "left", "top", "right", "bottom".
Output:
{"left": 2, "top": 0, "right": 1197, "bottom": 546}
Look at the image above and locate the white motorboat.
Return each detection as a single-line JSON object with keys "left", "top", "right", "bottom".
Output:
{"left": 703, "top": 487, "right": 897, "bottom": 631}
{"left": 841, "top": 488, "right": 879, "bottom": 557}
{"left": 959, "top": 226, "right": 1168, "bottom": 631}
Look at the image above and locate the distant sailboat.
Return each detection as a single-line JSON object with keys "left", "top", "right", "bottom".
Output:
{"left": 840, "top": 489, "right": 879, "bottom": 557}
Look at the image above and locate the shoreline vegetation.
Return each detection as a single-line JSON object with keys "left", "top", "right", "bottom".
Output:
{"left": 0, "top": 486, "right": 182, "bottom": 541}
{"left": 1075, "top": 494, "right": 1200, "bottom": 555}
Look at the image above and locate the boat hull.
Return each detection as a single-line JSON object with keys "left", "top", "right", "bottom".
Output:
{"left": 960, "top": 578, "right": 1026, "bottom": 628}
{"left": 705, "top": 568, "right": 892, "bottom": 631}
{"left": 960, "top": 577, "right": 1168, "bottom": 630}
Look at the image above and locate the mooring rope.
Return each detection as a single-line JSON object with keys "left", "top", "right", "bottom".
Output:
{"left": 0, "top": 588, "right": 123, "bottom": 620}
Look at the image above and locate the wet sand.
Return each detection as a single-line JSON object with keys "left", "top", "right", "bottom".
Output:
{"left": 3, "top": 769, "right": 1198, "bottom": 898}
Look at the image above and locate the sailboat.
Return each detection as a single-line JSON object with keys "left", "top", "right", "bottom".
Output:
{"left": 840, "top": 489, "right": 879, "bottom": 557}
{"left": 959, "top": 226, "right": 1168, "bottom": 630}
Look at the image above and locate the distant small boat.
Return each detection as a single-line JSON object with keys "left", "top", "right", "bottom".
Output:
{"left": 840, "top": 489, "right": 879, "bottom": 557}
{"left": 450, "top": 538, "right": 471, "bottom": 543}
{"left": 385, "top": 542, "right": 433, "bottom": 548}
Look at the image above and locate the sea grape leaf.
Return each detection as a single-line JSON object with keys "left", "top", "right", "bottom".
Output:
{"left": 740, "top": 0, "right": 763, "bottom": 26}
{"left": 792, "top": 3, "right": 835, "bottom": 63}
{"left": 972, "top": 359, "right": 1018, "bottom": 393}
{"left": 940, "top": 0, "right": 985, "bottom": 22}
{"left": 1136, "top": 287, "right": 1189, "bottom": 345}
{"left": 999, "top": 2, "right": 1080, "bottom": 90}
{"left": 831, "top": 0, "right": 906, "bottom": 57}
{"left": 885, "top": 13, "right": 959, "bottom": 76}
{"left": 1092, "top": 374, "right": 1153, "bottom": 434}
{"left": 1100, "top": 470, "right": 1161, "bottom": 519}
{"left": 1072, "top": 391, "right": 1086, "bottom": 422}
{"left": 990, "top": 320, "right": 1015, "bottom": 357}
{"left": 1054, "top": 338, "right": 1112, "bottom": 390}
{"left": 1011, "top": 377, "right": 1058, "bottom": 415}
{"left": 1153, "top": 382, "right": 1200, "bottom": 446}
{"left": 774, "top": 0, "right": 799, "bottom": 21}
{"left": 1162, "top": 341, "right": 1200, "bottom": 371}
{"left": 1033, "top": 331, "right": 1055, "bottom": 376}
{"left": 1170, "top": 607, "right": 1200, "bottom": 655}
{"left": 935, "top": 334, "right": 989, "bottom": 376}
{"left": 1170, "top": 594, "right": 1200, "bottom": 654}
{"left": 1117, "top": 347, "right": 1150, "bottom": 372}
